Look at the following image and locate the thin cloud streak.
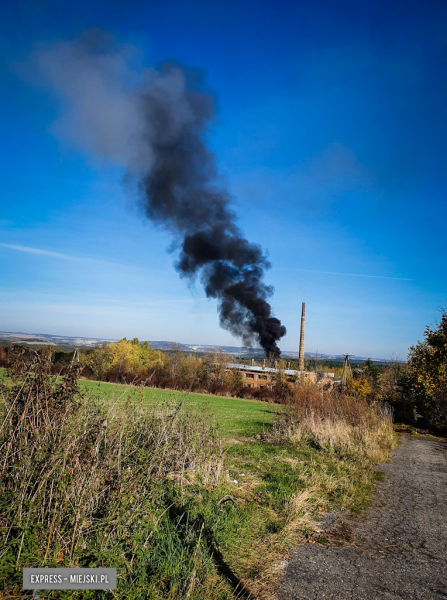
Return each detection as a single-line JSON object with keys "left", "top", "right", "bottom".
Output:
{"left": 0, "top": 243, "right": 74, "bottom": 259}
{"left": 278, "top": 268, "right": 413, "bottom": 281}
{"left": 0, "top": 243, "right": 143, "bottom": 271}
{"left": 0, "top": 290, "right": 209, "bottom": 305}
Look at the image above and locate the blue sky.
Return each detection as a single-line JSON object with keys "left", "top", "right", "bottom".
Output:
{"left": 1, "top": 0, "right": 446, "bottom": 358}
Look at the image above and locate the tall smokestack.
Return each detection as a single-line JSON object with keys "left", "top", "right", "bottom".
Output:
{"left": 298, "top": 302, "right": 305, "bottom": 371}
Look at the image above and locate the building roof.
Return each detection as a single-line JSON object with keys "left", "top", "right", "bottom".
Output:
{"left": 227, "top": 363, "right": 335, "bottom": 377}
{"left": 227, "top": 363, "right": 303, "bottom": 375}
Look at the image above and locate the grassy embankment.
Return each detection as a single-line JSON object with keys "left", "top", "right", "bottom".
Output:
{"left": 0, "top": 367, "right": 396, "bottom": 599}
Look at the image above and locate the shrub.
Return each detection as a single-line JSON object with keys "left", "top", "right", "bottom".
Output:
{"left": 274, "top": 382, "right": 395, "bottom": 465}
{"left": 375, "top": 361, "right": 415, "bottom": 424}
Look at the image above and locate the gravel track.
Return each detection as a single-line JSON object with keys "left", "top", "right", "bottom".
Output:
{"left": 279, "top": 436, "right": 447, "bottom": 599}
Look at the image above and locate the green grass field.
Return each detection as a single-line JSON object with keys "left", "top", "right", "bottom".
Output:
{"left": 78, "top": 378, "right": 277, "bottom": 437}
{"left": 0, "top": 368, "right": 276, "bottom": 437}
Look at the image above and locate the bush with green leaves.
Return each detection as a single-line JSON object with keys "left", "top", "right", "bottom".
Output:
{"left": 407, "top": 308, "right": 447, "bottom": 433}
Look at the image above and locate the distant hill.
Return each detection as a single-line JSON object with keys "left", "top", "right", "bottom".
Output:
{"left": 0, "top": 331, "right": 388, "bottom": 363}
{"left": 0, "top": 331, "right": 115, "bottom": 349}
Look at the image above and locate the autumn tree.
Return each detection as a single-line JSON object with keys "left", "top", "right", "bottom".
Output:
{"left": 85, "top": 339, "right": 163, "bottom": 378}
{"left": 210, "top": 351, "right": 229, "bottom": 386}
{"left": 347, "top": 377, "right": 372, "bottom": 398}
{"left": 0, "top": 345, "right": 7, "bottom": 365}
{"left": 85, "top": 343, "right": 113, "bottom": 379}
{"left": 273, "top": 368, "right": 290, "bottom": 403}
{"left": 407, "top": 308, "right": 447, "bottom": 433}
{"left": 362, "top": 358, "right": 381, "bottom": 388}
{"left": 182, "top": 353, "right": 202, "bottom": 388}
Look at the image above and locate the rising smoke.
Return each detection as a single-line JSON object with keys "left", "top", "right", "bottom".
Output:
{"left": 31, "top": 30, "right": 286, "bottom": 356}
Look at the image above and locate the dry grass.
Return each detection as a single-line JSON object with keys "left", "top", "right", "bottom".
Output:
{"left": 0, "top": 352, "right": 226, "bottom": 599}
{"left": 275, "top": 382, "right": 396, "bottom": 464}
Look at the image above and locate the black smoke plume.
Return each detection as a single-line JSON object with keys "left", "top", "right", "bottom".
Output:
{"left": 30, "top": 30, "right": 286, "bottom": 356}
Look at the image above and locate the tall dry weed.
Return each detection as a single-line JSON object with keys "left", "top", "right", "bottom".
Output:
{"left": 0, "top": 351, "right": 224, "bottom": 598}
{"left": 275, "top": 382, "right": 395, "bottom": 465}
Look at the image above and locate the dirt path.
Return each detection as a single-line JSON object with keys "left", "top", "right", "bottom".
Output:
{"left": 279, "top": 436, "right": 447, "bottom": 600}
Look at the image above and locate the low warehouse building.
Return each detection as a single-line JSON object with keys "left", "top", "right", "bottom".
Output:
{"left": 226, "top": 361, "right": 335, "bottom": 390}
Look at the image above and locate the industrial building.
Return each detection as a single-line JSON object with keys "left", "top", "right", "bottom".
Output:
{"left": 226, "top": 361, "right": 334, "bottom": 389}
{"left": 226, "top": 303, "right": 335, "bottom": 390}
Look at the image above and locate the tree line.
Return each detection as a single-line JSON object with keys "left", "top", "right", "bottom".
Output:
{"left": 1, "top": 307, "right": 446, "bottom": 433}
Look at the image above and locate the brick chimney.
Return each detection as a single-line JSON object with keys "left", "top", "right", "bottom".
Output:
{"left": 298, "top": 302, "right": 305, "bottom": 371}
